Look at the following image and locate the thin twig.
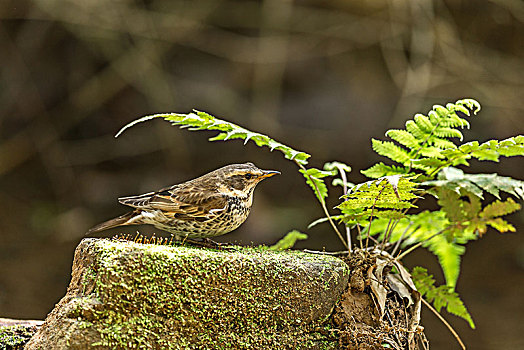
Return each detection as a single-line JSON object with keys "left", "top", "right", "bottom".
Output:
{"left": 391, "top": 223, "right": 414, "bottom": 256}
{"left": 380, "top": 218, "right": 393, "bottom": 251}
{"left": 335, "top": 163, "right": 352, "bottom": 253}
{"left": 420, "top": 298, "right": 466, "bottom": 350}
{"left": 394, "top": 225, "right": 453, "bottom": 262}
{"left": 366, "top": 184, "right": 386, "bottom": 248}
{"left": 356, "top": 223, "right": 363, "bottom": 250}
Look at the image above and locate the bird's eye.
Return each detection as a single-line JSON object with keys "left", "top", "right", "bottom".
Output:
{"left": 244, "top": 174, "right": 253, "bottom": 180}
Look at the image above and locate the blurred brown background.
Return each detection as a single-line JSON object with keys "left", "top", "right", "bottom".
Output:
{"left": 1, "top": 0, "right": 523, "bottom": 349}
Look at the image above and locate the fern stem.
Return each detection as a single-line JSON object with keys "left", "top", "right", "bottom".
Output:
{"left": 380, "top": 219, "right": 393, "bottom": 250}
{"left": 296, "top": 162, "right": 349, "bottom": 250}
{"left": 394, "top": 226, "right": 450, "bottom": 261}
{"left": 420, "top": 298, "right": 466, "bottom": 350}
{"left": 356, "top": 223, "right": 363, "bottom": 250}
{"left": 366, "top": 184, "right": 386, "bottom": 249}
{"left": 335, "top": 163, "right": 352, "bottom": 254}
{"left": 390, "top": 223, "right": 414, "bottom": 256}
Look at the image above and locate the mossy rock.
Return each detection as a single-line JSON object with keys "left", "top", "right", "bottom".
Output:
{"left": 0, "top": 322, "right": 41, "bottom": 350}
{"left": 25, "top": 238, "right": 349, "bottom": 349}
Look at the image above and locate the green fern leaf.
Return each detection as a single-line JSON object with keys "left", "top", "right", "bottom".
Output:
{"left": 269, "top": 230, "right": 308, "bottom": 251}
{"left": 419, "top": 146, "right": 446, "bottom": 159}
{"left": 471, "top": 148, "right": 500, "bottom": 161}
{"left": 441, "top": 137, "right": 524, "bottom": 166}
{"left": 385, "top": 129, "right": 421, "bottom": 149}
{"left": 412, "top": 267, "right": 475, "bottom": 329}
{"left": 431, "top": 138, "right": 457, "bottom": 150}
{"left": 299, "top": 168, "right": 335, "bottom": 204}
{"left": 423, "top": 167, "right": 524, "bottom": 201}
{"left": 433, "top": 127, "right": 464, "bottom": 141}
{"left": 338, "top": 176, "right": 419, "bottom": 221}
{"left": 116, "top": 111, "right": 311, "bottom": 165}
{"left": 323, "top": 161, "right": 352, "bottom": 174}
{"left": 405, "top": 120, "right": 427, "bottom": 139}
{"left": 480, "top": 198, "right": 521, "bottom": 219}
{"left": 485, "top": 218, "right": 515, "bottom": 232}
{"left": 372, "top": 139, "right": 411, "bottom": 165}
{"left": 361, "top": 163, "right": 409, "bottom": 179}
{"left": 455, "top": 98, "right": 481, "bottom": 115}
{"left": 414, "top": 114, "right": 435, "bottom": 132}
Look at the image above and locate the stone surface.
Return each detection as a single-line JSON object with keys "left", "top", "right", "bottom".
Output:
{"left": 25, "top": 238, "right": 350, "bottom": 349}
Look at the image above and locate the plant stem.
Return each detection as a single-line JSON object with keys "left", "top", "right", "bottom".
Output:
{"left": 420, "top": 298, "right": 466, "bottom": 350}
{"left": 390, "top": 223, "right": 414, "bottom": 256}
{"left": 356, "top": 223, "right": 363, "bottom": 250}
{"left": 335, "top": 164, "right": 352, "bottom": 253}
{"left": 394, "top": 226, "right": 451, "bottom": 261}
{"left": 366, "top": 183, "right": 386, "bottom": 249}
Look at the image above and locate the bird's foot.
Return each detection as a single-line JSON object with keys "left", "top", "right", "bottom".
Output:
{"left": 182, "top": 237, "right": 236, "bottom": 250}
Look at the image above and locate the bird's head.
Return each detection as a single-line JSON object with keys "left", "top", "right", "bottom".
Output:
{"left": 216, "top": 162, "right": 280, "bottom": 196}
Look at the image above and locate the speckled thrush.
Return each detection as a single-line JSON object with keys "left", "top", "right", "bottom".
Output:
{"left": 86, "top": 163, "right": 280, "bottom": 239}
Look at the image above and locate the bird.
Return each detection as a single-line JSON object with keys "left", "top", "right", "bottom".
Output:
{"left": 86, "top": 162, "right": 280, "bottom": 240}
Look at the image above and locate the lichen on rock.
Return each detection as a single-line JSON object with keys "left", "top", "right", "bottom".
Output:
{"left": 25, "top": 238, "right": 350, "bottom": 349}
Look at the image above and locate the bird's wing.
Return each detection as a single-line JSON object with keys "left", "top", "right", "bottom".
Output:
{"left": 118, "top": 186, "right": 227, "bottom": 221}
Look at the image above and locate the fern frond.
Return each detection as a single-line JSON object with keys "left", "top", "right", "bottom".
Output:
{"left": 412, "top": 267, "right": 475, "bottom": 329}
{"left": 405, "top": 120, "right": 427, "bottom": 139}
{"left": 366, "top": 99, "right": 482, "bottom": 178}
{"left": 372, "top": 139, "right": 412, "bottom": 165}
{"left": 366, "top": 99, "right": 523, "bottom": 181}
{"left": 385, "top": 129, "right": 420, "bottom": 149}
{"left": 299, "top": 168, "right": 335, "bottom": 204}
{"left": 433, "top": 127, "right": 464, "bottom": 141}
{"left": 338, "top": 176, "right": 419, "bottom": 223}
{"left": 116, "top": 110, "right": 311, "bottom": 165}
{"left": 269, "top": 230, "right": 308, "bottom": 251}
{"left": 441, "top": 136, "right": 524, "bottom": 166}
{"left": 480, "top": 198, "right": 521, "bottom": 218}
{"left": 423, "top": 167, "right": 524, "bottom": 200}
{"left": 431, "top": 138, "right": 457, "bottom": 150}
{"left": 485, "top": 218, "right": 515, "bottom": 232}
{"left": 360, "top": 163, "right": 409, "bottom": 179}
{"left": 414, "top": 114, "right": 435, "bottom": 132}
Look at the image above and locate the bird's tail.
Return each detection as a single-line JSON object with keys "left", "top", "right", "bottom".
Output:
{"left": 85, "top": 211, "right": 137, "bottom": 236}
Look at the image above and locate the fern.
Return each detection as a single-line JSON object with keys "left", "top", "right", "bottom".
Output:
{"left": 436, "top": 186, "right": 520, "bottom": 238}
{"left": 299, "top": 168, "right": 336, "bottom": 205}
{"left": 372, "top": 139, "right": 412, "bottom": 165}
{"left": 360, "top": 99, "right": 522, "bottom": 179}
{"left": 361, "top": 163, "right": 409, "bottom": 178}
{"left": 438, "top": 136, "right": 524, "bottom": 166}
{"left": 366, "top": 211, "right": 476, "bottom": 288}
{"left": 269, "top": 230, "right": 308, "bottom": 251}
{"left": 423, "top": 166, "right": 524, "bottom": 200}
{"left": 116, "top": 110, "right": 311, "bottom": 165}
{"left": 411, "top": 267, "right": 475, "bottom": 329}
{"left": 337, "top": 175, "right": 419, "bottom": 223}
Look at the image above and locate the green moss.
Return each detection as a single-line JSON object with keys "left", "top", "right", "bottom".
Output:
{"left": 72, "top": 239, "right": 347, "bottom": 349}
{"left": 0, "top": 325, "right": 38, "bottom": 349}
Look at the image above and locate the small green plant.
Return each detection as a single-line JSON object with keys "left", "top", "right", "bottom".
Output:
{"left": 117, "top": 99, "right": 523, "bottom": 347}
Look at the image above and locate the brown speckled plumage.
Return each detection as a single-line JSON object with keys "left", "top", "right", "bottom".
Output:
{"left": 86, "top": 163, "right": 279, "bottom": 239}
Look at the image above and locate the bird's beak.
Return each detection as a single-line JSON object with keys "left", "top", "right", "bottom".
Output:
{"left": 260, "top": 170, "right": 281, "bottom": 178}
